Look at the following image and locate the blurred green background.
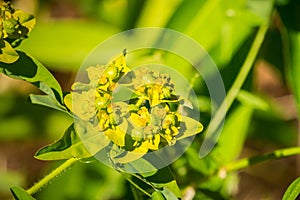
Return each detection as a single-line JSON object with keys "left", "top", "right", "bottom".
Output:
{"left": 0, "top": 0, "right": 300, "bottom": 199}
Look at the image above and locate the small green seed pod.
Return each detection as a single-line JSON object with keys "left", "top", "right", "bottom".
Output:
{"left": 109, "top": 113, "right": 120, "bottom": 125}
{"left": 104, "top": 65, "right": 119, "bottom": 81}
{"left": 131, "top": 129, "right": 143, "bottom": 141}
{"left": 161, "top": 87, "right": 171, "bottom": 99}
{"left": 162, "top": 114, "right": 177, "bottom": 129}
{"left": 95, "top": 96, "right": 109, "bottom": 110}
{"left": 3, "top": 18, "right": 18, "bottom": 35}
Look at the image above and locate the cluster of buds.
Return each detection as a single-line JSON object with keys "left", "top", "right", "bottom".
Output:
{"left": 65, "top": 52, "right": 130, "bottom": 146}
{"left": 127, "top": 68, "right": 182, "bottom": 149}
{"left": 0, "top": 1, "right": 35, "bottom": 63}
{"left": 93, "top": 53, "right": 129, "bottom": 131}
{"left": 65, "top": 51, "right": 202, "bottom": 155}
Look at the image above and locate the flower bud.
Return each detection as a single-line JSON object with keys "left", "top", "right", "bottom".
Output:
{"left": 95, "top": 96, "right": 109, "bottom": 110}
{"left": 162, "top": 114, "right": 177, "bottom": 129}
{"left": 104, "top": 65, "right": 119, "bottom": 81}
{"left": 161, "top": 87, "right": 171, "bottom": 99}
{"left": 131, "top": 129, "right": 143, "bottom": 141}
{"left": 3, "top": 18, "right": 18, "bottom": 35}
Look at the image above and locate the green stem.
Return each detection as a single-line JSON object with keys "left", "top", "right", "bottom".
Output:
{"left": 26, "top": 157, "right": 78, "bottom": 195}
{"left": 207, "top": 23, "right": 269, "bottom": 137}
{"left": 223, "top": 147, "right": 300, "bottom": 172}
{"left": 121, "top": 172, "right": 151, "bottom": 197}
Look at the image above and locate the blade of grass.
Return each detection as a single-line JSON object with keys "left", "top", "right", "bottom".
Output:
{"left": 199, "top": 23, "right": 269, "bottom": 157}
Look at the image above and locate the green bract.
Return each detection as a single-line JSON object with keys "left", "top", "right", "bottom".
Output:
{"left": 64, "top": 52, "right": 203, "bottom": 163}
{"left": 0, "top": 2, "right": 35, "bottom": 63}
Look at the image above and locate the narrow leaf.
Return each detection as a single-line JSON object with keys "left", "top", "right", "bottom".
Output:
{"left": 10, "top": 186, "right": 36, "bottom": 200}
{"left": 282, "top": 177, "right": 300, "bottom": 200}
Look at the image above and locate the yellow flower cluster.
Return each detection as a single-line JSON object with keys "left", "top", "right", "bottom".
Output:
{"left": 127, "top": 68, "right": 182, "bottom": 149}
{"left": 65, "top": 52, "right": 203, "bottom": 156}
{"left": 64, "top": 52, "right": 129, "bottom": 146}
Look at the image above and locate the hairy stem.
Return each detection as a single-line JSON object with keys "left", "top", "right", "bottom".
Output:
{"left": 223, "top": 147, "right": 300, "bottom": 172}
{"left": 26, "top": 157, "right": 78, "bottom": 195}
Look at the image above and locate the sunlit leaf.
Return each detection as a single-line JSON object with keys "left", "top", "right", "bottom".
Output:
{"left": 10, "top": 186, "right": 36, "bottom": 200}
{"left": 0, "top": 40, "right": 19, "bottom": 63}
{"left": 151, "top": 191, "right": 165, "bottom": 200}
{"left": 13, "top": 10, "right": 36, "bottom": 32}
{"left": 112, "top": 142, "right": 148, "bottom": 164}
{"left": 35, "top": 122, "right": 110, "bottom": 160}
{"left": 176, "top": 115, "right": 203, "bottom": 140}
{"left": 282, "top": 177, "right": 300, "bottom": 200}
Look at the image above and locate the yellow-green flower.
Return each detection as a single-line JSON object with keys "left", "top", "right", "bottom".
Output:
{"left": 64, "top": 89, "right": 97, "bottom": 121}
{"left": 64, "top": 52, "right": 204, "bottom": 164}
{"left": 130, "top": 106, "right": 150, "bottom": 127}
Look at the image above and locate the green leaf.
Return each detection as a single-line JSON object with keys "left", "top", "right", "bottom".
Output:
{"left": 176, "top": 115, "right": 203, "bottom": 140}
{"left": 146, "top": 167, "right": 181, "bottom": 198}
{"left": 0, "top": 51, "right": 63, "bottom": 103}
{"left": 120, "top": 158, "right": 158, "bottom": 177}
{"left": 13, "top": 10, "right": 36, "bottom": 32}
{"left": 10, "top": 186, "right": 36, "bottom": 200}
{"left": 160, "top": 187, "right": 178, "bottom": 200}
{"left": 151, "top": 191, "right": 165, "bottom": 200}
{"left": 283, "top": 177, "right": 300, "bottom": 200}
{"left": 0, "top": 40, "right": 19, "bottom": 63}
{"left": 35, "top": 122, "right": 110, "bottom": 160}
{"left": 30, "top": 94, "right": 67, "bottom": 112}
